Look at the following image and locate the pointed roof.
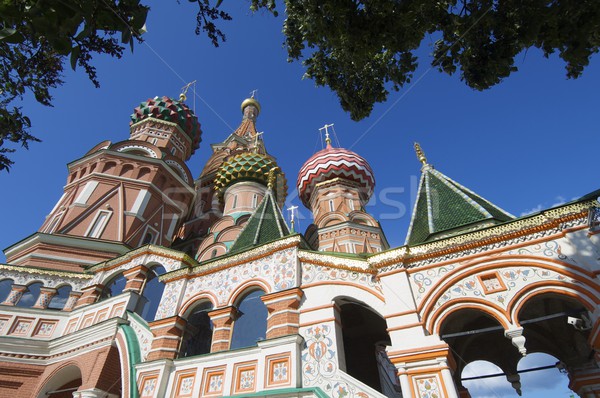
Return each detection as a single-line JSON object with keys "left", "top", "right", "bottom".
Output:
{"left": 406, "top": 144, "right": 514, "bottom": 246}
{"left": 229, "top": 187, "right": 291, "bottom": 253}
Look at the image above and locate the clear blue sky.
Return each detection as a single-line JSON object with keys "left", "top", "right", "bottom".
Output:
{"left": 0, "top": 3, "right": 596, "bottom": 395}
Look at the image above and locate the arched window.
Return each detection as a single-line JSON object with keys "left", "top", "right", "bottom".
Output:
{"left": 100, "top": 273, "right": 126, "bottom": 299}
{"left": 48, "top": 285, "right": 72, "bottom": 310}
{"left": 0, "top": 279, "right": 13, "bottom": 303}
{"left": 230, "top": 289, "right": 267, "bottom": 349}
{"left": 16, "top": 282, "right": 43, "bottom": 308}
{"left": 137, "top": 266, "right": 166, "bottom": 322}
{"left": 180, "top": 301, "right": 214, "bottom": 357}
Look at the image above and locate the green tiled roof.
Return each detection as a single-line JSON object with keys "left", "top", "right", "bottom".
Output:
{"left": 229, "top": 188, "right": 291, "bottom": 253}
{"left": 406, "top": 164, "right": 514, "bottom": 245}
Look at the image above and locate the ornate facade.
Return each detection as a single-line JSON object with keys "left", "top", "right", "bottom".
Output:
{"left": 0, "top": 94, "right": 599, "bottom": 398}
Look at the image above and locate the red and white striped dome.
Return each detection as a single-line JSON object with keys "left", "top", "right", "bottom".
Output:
{"left": 297, "top": 144, "right": 375, "bottom": 208}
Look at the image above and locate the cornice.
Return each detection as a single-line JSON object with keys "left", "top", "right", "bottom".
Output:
{"left": 369, "top": 200, "right": 595, "bottom": 270}
{"left": 0, "top": 263, "right": 93, "bottom": 280}
{"left": 161, "top": 235, "right": 302, "bottom": 282}
{"left": 87, "top": 244, "right": 197, "bottom": 273}
{"left": 298, "top": 250, "right": 375, "bottom": 274}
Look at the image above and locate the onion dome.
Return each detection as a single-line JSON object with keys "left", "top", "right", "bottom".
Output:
{"left": 297, "top": 143, "right": 375, "bottom": 208}
{"left": 214, "top": 152, "right": 288, "bottom": 200}
{"left": 130, "top": 95, "right": 202, "bottom": 151}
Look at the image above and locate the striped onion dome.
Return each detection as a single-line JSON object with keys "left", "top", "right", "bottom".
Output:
{"left": 297, "top": 144, "right": 375, "bottom": 208}
{"left": 214, "top": 152, "right": 288, "bottom": 201}
{"left": 130, "top": 96, "right": 202, "bottom": 152}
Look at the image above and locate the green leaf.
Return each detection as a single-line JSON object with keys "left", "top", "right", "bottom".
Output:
{"left": 0, "top": 27, "right": 16, "bottom": 40}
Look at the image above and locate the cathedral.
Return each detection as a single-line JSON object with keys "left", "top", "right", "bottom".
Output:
{"left": 0, "top": 93, "right": 599, "bottom": 398}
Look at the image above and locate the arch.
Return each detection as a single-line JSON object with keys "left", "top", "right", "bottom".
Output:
{"left": 35, "top": 363, "right": 82, "bottom": 398}
{"left": 113, "top": 142, "right": 158, "bottom": 158}
{"left": 197, "top": 243, "right": 227, "bottom": 262}
{"left": 302, "top": 280, "right": 386, "bottom": 304}
{"left": 179, "top": 293, "right": 219, "bottom": 318}
{"left": 0, "top": 278, "right": 14, "bottom": 302}
{"left": 320, "top": 212, "right": 346, "bottom": 227}
{"left": 100, "top": 271, "right": 126, "bottom": 299}
{"left": 349, "top": 212, "right": 376, "bottom": 226}
{"left": 137, "top": 167, "right": 152, "bottom": 180}
{"left": 461, "top": 360, "right": 513, "bottom": 397}
{"left": 228, "top": 279, "right": 271, "bottom": 306}
{"left": 230, "top": 288, "right": 268, "bottom": 349}
{"left": 439, "top": 306, "right": 520, "bottom": 392}
{"left": 418, "top": 256, "right": 599, "bottom": 321}
{"left": 16, "top": 281, "right": 43, "bottom": 307}
{"left": 137, "top": 265, "right": 167, "bottom": 322}
{"left": 430, "top": 298, "right": 511, "bottom": 335}
{"left": 509, "top": 282, "right": 598, "bottom": 325}
{"left": 102, "top": 161, "right": 117, "bottom": 174}
{"left": 179, "top": 300, "right": 214, "bottom": 358}
{"left": 514, "top": 292, "right": 594, "bottom": 371}
{"left": 48, "top": 285, "right": 72, "bottom": 310}
{"left": 336, "top": 298, "right": 392, "bottom": 393}
{"left": 119, "top": 163, "right": 134, "bottom": 178}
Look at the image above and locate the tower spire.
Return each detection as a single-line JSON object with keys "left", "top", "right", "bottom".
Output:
{"left": 414, "top": 142, "right": 428, "bottom": 166}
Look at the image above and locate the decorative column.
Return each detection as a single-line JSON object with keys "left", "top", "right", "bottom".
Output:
{"left": 208, "top": 306, "right": 238, "bottom": 352}
{"left": 74, "top": 284, "right": 103, "bottom": 308}
{"left": 63, "top": 291, "right": 83, "bottom": 312}
{"left": 123, "top": 265, "right": 149, "bottom": 293}
{"left": 388, "top": 344, "right": 460, "bottom": 398}
{"left": 504, "top": 327, "right": 527, "bottom": 356}
{"left": 261, "top": 288, "right": 303, "bottom": 339}
{"left": 2, "top": 284, "right": 27, "bottom": 306}
{"left": 33, "top": 287, "right": 57, "bottom": 309}
{"left": 147, "top": 315, "right": 186, "bottom": 360}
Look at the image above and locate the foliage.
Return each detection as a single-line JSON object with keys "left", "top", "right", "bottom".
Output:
{"left": 261, "top": 0, "right": 600, "bottom": 121}
{"left": 0, "top": 0, "right": 148, "bottom": 171}
{"left": 1, "top": 0, "right": 599, "bottom": 170}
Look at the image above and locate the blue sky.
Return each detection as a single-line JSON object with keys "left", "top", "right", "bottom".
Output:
{"left": 0, "top": 3, "right": 597, "bottom": 395}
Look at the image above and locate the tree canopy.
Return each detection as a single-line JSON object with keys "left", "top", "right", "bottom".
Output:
{"left": 1, "top": 0, "right": 599, "bottom": 171}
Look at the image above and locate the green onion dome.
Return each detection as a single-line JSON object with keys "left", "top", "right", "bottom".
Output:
{"left": 214, "top": 152, "right": 287, "bottom": 202}
{"left": 130, "top": 95, "right": 202, "bottom": 153}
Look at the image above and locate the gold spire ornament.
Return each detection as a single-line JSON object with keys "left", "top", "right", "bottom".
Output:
{"left": 267, "top": 167, "right": 279, "bottom": 189}
{"left": 180, "top": 80, "right": 197, "bottom": 102}
{"left": 414, "top": 142, "right": 428, "bottom": 165}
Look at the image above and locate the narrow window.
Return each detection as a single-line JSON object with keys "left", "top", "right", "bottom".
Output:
{"left": 150, "top": 137, "right": 158, "bottom": 145}
{"left": 74, "top": 181, "right": 98, "bottom": 205}
{"left": 87, "top": 211, "right": 111, "bottom": 238}
{"left": 100, "top": 273, "right": 126, "bottom": 299}
{"left": 232, "top": 195, "right": 238, "bottom": 209}
{"left": 180, "top": 302, "right": 214, "bottom": 357}
{"left": 142, "top": 232, "right": 154, "bottom": 245}
{"left": 130, "top": 189, "right": 151, "bottom": 216}
{"left": 230, "top": 289, "right": 267, "bottom": 349}
{"left": 48, "top": 285, "right": 72, "bottom": 310}
{"left": 329, "top": 200, "right": 334, "bottom": 212}
{"left": 16, "top": 282, "right": 43, "bottom": 308}
{"left": 137, "top": 266, "right": 166, "bottom": 321}
{"left": 171, "top": 147, "right": 177, "bottom": 156}
{"left": 252, "top": 194, "right": 258, "bottom": 208}
{"left": 349, "top": 199, "right": 355, "bottom": 211}
{"left": 0, "top": 279, "right": 14, "bottom": 303}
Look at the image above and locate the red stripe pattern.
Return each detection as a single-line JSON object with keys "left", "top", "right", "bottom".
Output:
{"left": 297, "top": 146, "right": 375, "bottom": 207}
